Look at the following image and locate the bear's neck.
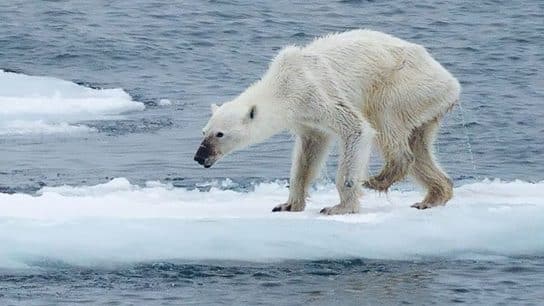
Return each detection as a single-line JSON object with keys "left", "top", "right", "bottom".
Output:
{"left": 236, "top": 79, "right": 291, "bottom": 143}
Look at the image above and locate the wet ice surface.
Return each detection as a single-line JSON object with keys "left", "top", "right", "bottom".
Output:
{"left": 0, "top": 179, "right": 543, "bottom": 266}
{"left": 0, "top": 179, "right": 543, "bottom": 304}
{"left": 0, "top": 70, "right": 144, "bottom": 135}
{"left": 1, "top": 0, "right": 543, "bottom": 304}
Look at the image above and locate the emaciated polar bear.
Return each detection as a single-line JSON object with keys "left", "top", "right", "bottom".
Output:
{"left": 194, "top": 30, "right": 460, "bottom": 215}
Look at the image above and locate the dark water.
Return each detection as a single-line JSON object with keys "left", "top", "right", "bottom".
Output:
{"left": 1, "top": 0, "right": 543, "bottom": 193}
{"left": 1, "top": 0, "right": 543, "bottom": 304}
{"left": 2, "top": 258, "right": 544, "bottom": 305}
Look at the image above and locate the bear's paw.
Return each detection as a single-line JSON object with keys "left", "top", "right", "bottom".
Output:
{"left": 320, "top": 204, "right": 359, "bottom": 215}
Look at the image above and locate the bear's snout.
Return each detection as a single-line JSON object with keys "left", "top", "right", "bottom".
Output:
{"left": 194, "top": 140, "right": 216, "bottom": 168}
{"left": 194, "top": 155, "right": 207, "bottom": 166}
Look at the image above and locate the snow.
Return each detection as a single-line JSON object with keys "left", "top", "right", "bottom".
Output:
{"left": 0, "top": 178, "right": 542, "bottom": 268}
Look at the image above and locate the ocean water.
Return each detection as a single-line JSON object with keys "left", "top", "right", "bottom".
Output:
{"left": 0, "top": 0, "right": 543, "bottom": 305}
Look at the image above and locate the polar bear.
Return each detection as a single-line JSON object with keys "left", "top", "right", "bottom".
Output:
{"left": 194, "top": 29, "right": 460, "bottom": 214}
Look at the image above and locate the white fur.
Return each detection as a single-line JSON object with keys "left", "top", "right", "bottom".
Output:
{"left": 201, "top": 29, "right": 460, "bottom": 214}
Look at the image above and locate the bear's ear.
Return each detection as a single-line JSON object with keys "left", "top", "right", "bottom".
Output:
{"left": 211, "top": 103, "right": 219, "bottom": 114}
{"left": 249, "top": 105, "right": 256, "bottom": 120}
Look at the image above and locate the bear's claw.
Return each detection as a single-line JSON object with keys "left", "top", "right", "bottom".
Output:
{"left": 320, "top": 204, "right": 359, "bottom": 215}
{"left": 411, "top": 202, "right": 444, "bottom": 209}
{"left": 272, "top": 203, "right": 291, "bottom": 212}
{"left": 319, "top": 207, "right": 331, "bottom": 214}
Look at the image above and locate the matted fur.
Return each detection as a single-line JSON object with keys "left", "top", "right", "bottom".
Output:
{"left": 197, "top": 29, "right": 460, "bottom": 214}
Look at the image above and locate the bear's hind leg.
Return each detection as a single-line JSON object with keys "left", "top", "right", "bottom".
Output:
{"left": 408, "top": 119, "right": 453, "bottom": 209}
{"left": 272, "top": 130, "right": 332, "bottom": 212}
{"left": 364, "top": 131, "right": 414, "bottom": 192}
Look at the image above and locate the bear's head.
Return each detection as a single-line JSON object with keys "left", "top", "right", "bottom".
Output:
{"left": 194, "top": 102, "right": 259, "bottom": 168}
{"left": 194, "top": 54, "right": 295, "bottom": 168}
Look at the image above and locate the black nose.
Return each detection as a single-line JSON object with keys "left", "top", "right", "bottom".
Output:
{"left": 194, "top": 155, "right": 206, "bottom": 165}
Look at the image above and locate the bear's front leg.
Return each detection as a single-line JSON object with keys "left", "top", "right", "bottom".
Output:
{"left": 272, "top": 130, "right": 331, "bottom": 212}
{"left": 320, "top": 121, "right": 374, "bottom": 215}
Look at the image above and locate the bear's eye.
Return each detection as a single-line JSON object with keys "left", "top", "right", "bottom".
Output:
{"left": 249, "top": 106, "right": 256, "bottom": 120}
{"left": 216, "top": 132, "right": 224, "bottom": 138}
